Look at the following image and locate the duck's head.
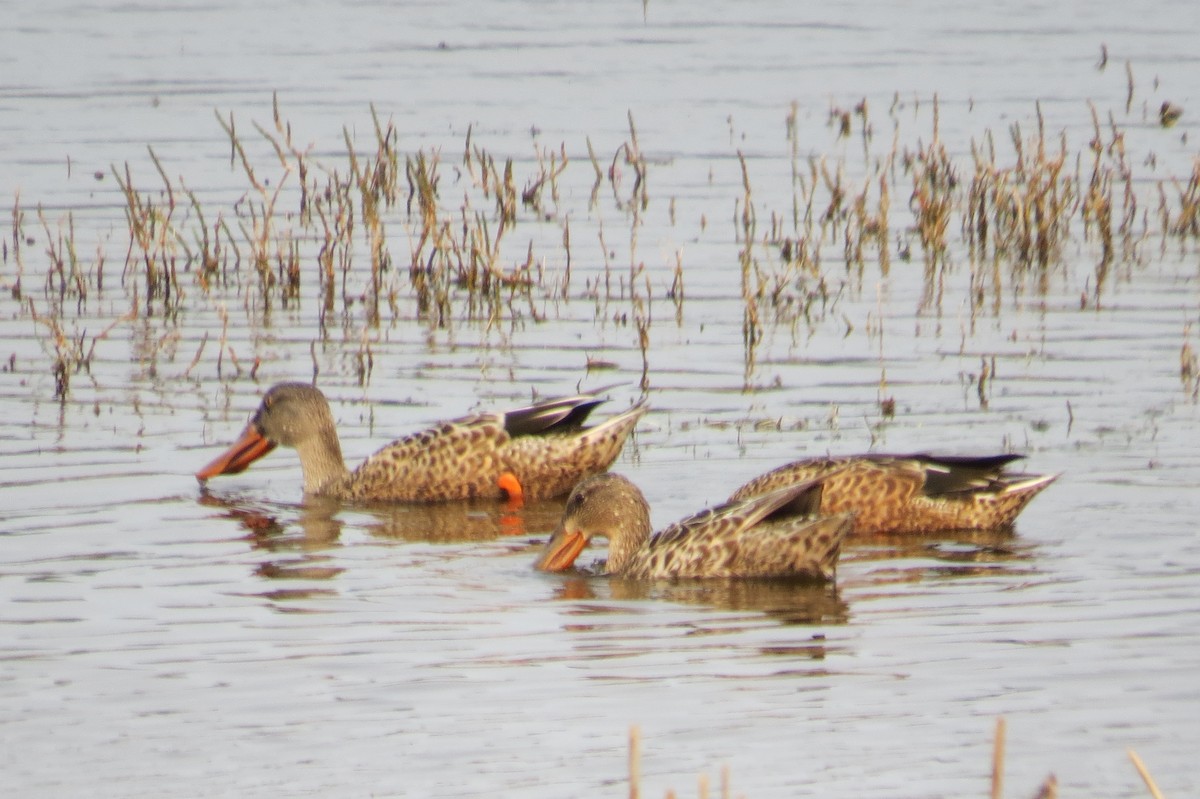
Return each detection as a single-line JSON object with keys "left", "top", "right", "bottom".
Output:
{"left": 196, "top": 383, "right": 337, "bottom": 481}
{"left": 534, "top": 472, "right": 652, "bottom": 573}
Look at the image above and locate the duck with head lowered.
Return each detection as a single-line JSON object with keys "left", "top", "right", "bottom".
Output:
{"left": 535, "top": 471, "right": 852, "bottom": 580}
{"left": 196, "top": 382, "right": 648, "bottom": 503}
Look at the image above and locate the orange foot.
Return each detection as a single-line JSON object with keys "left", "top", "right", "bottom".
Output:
{"left": 498, "top": 472, "right": 525, "bottom": 509}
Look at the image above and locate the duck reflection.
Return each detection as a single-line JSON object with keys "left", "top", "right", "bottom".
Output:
{"left": 198, "top": 490, "right": 345, "bottom": 601}
{"left": 619, "top": 578, "right": 849, "bottom": 626}
{"left": 543, "top": 571, "right": 849, "bottom": 626}
{"left": 196, "top": 489, "right": 568, "bottom": 602}
{"left": 841, "top": 525, "right": 1040, "bottom": 590}
{"left": 360, "top": 496, "right": 566, "bottom": 542}
{"left": 198, "top": 489, "right": 566, "bottom": 545}
{"left": 198, "top": 488, "right": 344, "bottom": 550}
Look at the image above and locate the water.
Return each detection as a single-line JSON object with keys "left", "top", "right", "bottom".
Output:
{"left": 3, "top": 1, "right": 1200, "bottom": 796}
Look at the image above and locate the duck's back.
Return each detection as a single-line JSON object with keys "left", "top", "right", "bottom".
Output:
{"left": 622, "top": 482, "right": 851, "bottom": 580}
{"left": 730, "top": 454, "right": 1056, "bottom": 534}
{"left": 346, "top": 397, "right": 648, "bottom": 503}
{"left": 348, "top": 412, "right": 510, "bottom": 502}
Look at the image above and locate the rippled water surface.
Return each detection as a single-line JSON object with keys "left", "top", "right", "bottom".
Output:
{"left": 4, "top": 1, "right": 1200, "bottom": 797}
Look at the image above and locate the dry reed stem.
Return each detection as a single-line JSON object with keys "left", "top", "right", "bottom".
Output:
{"left": 1128, "top": 750, "right": 1166, "bottom": 799}
{"left": 1125, "top": 61, "right": 1135, "bottom": 115}
{"left": 183, "top": 332, "right": 207, "bottom": 379}
{"left": 617, "top": 720, "right": 1170, "bottom": 799}
{"left": 991, "top": 716, "right": 1005, "bottom": 799}
{"left": 735, "top": 150, "right": 763, "bottom": 387}
{"left": 17, "top": 91, "right": 1200, "bottom": 392}
{"left": 585, "top": 136, "right": 605, "bottom": 210}
{"left": 629, "top": 725, "right": 641, "bottom": 799}
{"left": 113, "top": 159, "right": 183, "bottom": 312}
{"left": 1181, "top": 325, "right": 1199, "bottom": 400}
{"left": 610, "top": 111, "right": 649, "bottom": 215}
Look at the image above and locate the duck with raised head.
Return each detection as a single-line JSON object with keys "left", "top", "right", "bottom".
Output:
{"left": 196, "top": 382, "right": 648, "bottom": 503}
{"left": 729, "top": 453, "right": 1057, "bottom": 535}
{"left": 535, "top": 472, "right": 852, "bottom": 580}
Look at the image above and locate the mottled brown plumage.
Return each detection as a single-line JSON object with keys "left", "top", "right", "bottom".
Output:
{"left": 729, "top": 454, "right": 1057, "bottom": 535}
{"left": 196, "top": 383, "right": 648, "bottom": 502}
{"left": 535, "top": 472, "right": 852, "bottom": 580}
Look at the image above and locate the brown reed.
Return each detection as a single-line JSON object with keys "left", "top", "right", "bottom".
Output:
{"left": 14, "top": 86, "right": 1200, "bottom": 394}
{"left": 113, "top": 153, "right": 184, "bottom": 314}
{"left": 623, "top": 717, "right": 1166, "bottom": 799}
{"left": 1182, "top": 324, "right": 1199, "bottom": 401}
{"left": 735, "top": 150, "right": 762, "bottom": 387}
{"left": 907, "top": 95, "right": 956, "bottom": 310}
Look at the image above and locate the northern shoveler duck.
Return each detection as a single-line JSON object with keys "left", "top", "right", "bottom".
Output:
{"left": 196, "top": 382, "right": 648, "bottom": 503}
{"left": 534, "top": 472, "right": 852, "bottom": 580}
{"left": 728, "top": 454, "right": 1058, "bottom": 535}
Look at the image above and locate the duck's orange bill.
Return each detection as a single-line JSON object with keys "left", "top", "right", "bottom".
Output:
{"left": 534, "top": 526, "right": 588, "bottom": 572}
{"left": 196, "top": 426, "right": 277, "bottom": 481}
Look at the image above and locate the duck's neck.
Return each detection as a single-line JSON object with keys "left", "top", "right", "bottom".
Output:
{"left": 604, "top": 516, "right": 652, "bottom": 575}
{"left": 295, "top": 426, "right": 352, "bottom": 496}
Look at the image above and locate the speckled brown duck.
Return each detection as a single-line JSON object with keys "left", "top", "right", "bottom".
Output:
{"left": 728, "top": 454, "right": 1058, "bottom": 535}
{"left": 196, "top": 382, "right": 648, "bottom": 503}
{"left": 534, "top": 472, "right": 852, "bottom": 580}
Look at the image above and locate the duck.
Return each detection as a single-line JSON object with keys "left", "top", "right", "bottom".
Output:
{"left": 534, "top": 472, "right": 852, "bottom": 580}
{"left": 728, "top": 453, "right": 1057, "bottom": 535}
{"left": 196, "top": 382, "right": 648, "bottom": 503}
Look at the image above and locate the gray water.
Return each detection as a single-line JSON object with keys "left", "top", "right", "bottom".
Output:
{"left": 3, "top": 1, "right": 1200, "bottom": 797}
